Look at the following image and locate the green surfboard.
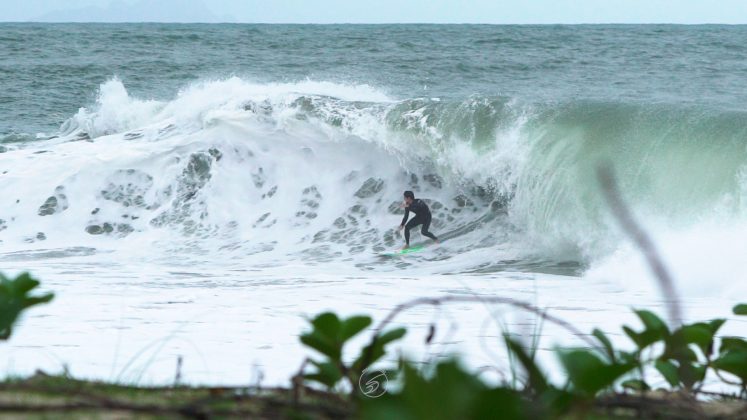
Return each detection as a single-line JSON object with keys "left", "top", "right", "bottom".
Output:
{"left": 381, "top": 245, "right": 425, "bottom": 257}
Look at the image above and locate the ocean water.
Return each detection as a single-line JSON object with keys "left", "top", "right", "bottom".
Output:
{"left": 1, "top": 23, "right": 747, "bottom": 386}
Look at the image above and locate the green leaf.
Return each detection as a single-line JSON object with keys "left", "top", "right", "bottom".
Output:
{"left": 353, "top": 328, "right": 407, "bottom": 372}
{"left": 311, "top": 312, "right": 342, "bottom": 340}
{"left": 538, "top": 388, "right": 576, "bottom": 418}
{"left": 504, "top": 336, "right": 547, "bottom": 393}
{"left": 676, "top": 324, "right": 713, "bottom": 355}
{"left": 300, "top": 330, "right": 340, "bottom": 360}
{"left": 732, "top": 304, "right": 747, "bottom": 315}
{"left": 655, "top": 359, "right": 679, "bottom": 387}
{"left": 0, "top": 272, "right": 54, "bottom": 341}
{"left": 623, "top": 326, "right": 661, "bottom": 350}
{"left": 592, "top": 328, "right": 616, "bottom": 363}
{"left": 471, "top": 388, "right": 526, "bottom": 420}
{"left": 378, "top": 327, "right": 407, "bottom": 345}
{"left": 618, "top": 351, "right": 639, "bottom": 366}
{"left": 680, "top": 365, "right": 698, "bottom": 389}
{"left": 304, "top": 360, "right": 343, "bottom": 388}
{"left": 690, "top": 319, "right": 724, "bottom": 357}
{"left": 558, "top": 349, "right": 634, "bottom": 396}
{"left": 23, "top": 295, "right": 55, "bottom": 307}
{"left": 707, "top": 319, "right": 727, "bottom": 334}
{"left": 634, "top": 310, "right": 669, "bottom": 335}
{"left": 621, "top": 379, "right": 650, "bottom": 392}
{"left": 10, "top": 273, "right": 40, "bottom": 294}
{"left": 622, "top": 326, "right": 644, "bottom": 349}
{"left": 662, "top": 340, "right": 699, "bottom": 363}
{"left": 713, "top": 350, "right": 747, "bottom": 382}
{"left": 300, "top": 312, "right": 345, "bottom": 360}
{"left": 340, "top": 316, "right": 372, "bottom": 342}
{"left": 623, "top": 310, "right": 669, "bottom": 350}
{"left": 355, "top": 344, "right": 383, "bottom": 371}
{"left": 689, "top": 362, "right": 707, "bottom": 384}
{"left": 720, "top": 337, "right": 747, "bottom": 354}
{"left": 361, "top": 360, "right": 499, "bottom": 420}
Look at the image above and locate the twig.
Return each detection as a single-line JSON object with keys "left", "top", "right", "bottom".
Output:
{"left": 292, "top": 357, "right": 311, "bottom": 405}
{"left": 361, "top": 294, "right": 601, "bottom": 369}
{"left": 596, "top": 165, "right": 683, "bottom": 327}
{"left": 174, "top": 355, "right": 183, "bottom": 387}
{"left": 379, "top": 296, "right": 594, "bottom": 345}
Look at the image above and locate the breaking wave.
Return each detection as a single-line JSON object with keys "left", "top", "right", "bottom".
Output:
{"left": 2, "top": 77, "right": 747, "bottom": 277}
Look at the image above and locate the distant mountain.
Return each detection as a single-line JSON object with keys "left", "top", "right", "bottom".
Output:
{"left": 34, "top": 0, "right": 224, "bottom": 23}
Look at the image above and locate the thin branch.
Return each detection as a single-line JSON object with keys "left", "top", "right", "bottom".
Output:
{"left": 361, "top": 294, "right": 601, "bottom": 369}
{"left": 597, "top": 164, "right": 682, "bottom": 327}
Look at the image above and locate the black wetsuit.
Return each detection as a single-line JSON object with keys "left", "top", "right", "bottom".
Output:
{"left": 400, "top": 199, "right": 438, "bottom": 245}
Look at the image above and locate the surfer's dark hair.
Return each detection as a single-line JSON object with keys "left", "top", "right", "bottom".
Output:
{"left": 404, "top": 191, "right": 415, "bottom": 199}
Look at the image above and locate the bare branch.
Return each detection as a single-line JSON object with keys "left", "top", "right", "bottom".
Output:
{"left": 362, "top": 294, "right": 600, "bottom": 370}
{"left": 596, "top": 164, "right": 682, "bottom": 327}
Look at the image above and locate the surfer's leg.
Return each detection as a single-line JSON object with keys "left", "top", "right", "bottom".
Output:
{"left": 421, "top": 215, "right": 438, "bottom": 241}
{"left": 404, "top": 217, "right": 422, "bottom": 246}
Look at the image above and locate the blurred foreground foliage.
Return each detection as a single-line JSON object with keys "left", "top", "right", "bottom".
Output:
{"left": 298, "top": 306, "right": 747, "bottom": 419}
{"left": 2, "top": 273, "right": 747, "bottom": 419}
{"left": 0, "top": 272, "right": 53, "bottom": 340}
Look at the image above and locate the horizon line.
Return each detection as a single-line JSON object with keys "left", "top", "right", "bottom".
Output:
{"left": 2, "top": 21, "right": 747, "bottom": 25}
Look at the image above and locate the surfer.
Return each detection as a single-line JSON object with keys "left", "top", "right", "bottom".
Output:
{"left": 398, "top": 191, "right": 439, "bottom": 249}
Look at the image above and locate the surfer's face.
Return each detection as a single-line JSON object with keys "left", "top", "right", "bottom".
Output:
{"left": 404, "top": 197, "right": 413, "bottom": 205}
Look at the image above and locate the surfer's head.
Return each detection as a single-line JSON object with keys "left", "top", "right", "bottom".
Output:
{"left": 403, "top": 190, "right": 414, "bottom": 204}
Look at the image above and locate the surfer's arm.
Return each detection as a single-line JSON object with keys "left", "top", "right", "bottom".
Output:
{"left": 400, "top": 207, "right": 409, "bottom": 227}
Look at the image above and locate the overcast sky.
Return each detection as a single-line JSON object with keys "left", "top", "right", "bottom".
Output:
{"left": 2, "top": 0, "right": 747, "bottom": 24}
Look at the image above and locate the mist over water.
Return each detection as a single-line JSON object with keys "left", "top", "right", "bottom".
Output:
{"left": 1, "top": 23, "right": 747, "bottom": 384}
